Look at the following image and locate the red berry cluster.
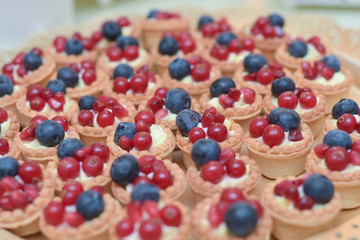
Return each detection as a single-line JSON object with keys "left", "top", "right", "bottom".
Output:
{"left": 314, "top": 141, "right": 360, "bottom": 171}
{"left": 67, "top": 60, "right": 97, "bottom": 86}
{"left": 116, "top": 200, "right": 182, "bottom": 239}
{"left": 91, "top": 16, "right": 132, "bottom": 45}
{"left": 53, "top": 32, "right": 95, "bottom": 53}
{"left": 2, "top": 48, "right": 43, "bottom": 80}
{"left": 277, "top": 87, "right": 317, "bottom": 110}
{"left": 147, "top": 87, "right": 169, "bottom": 119}
{"left": 26, "top": 84, "right": 66, "bottom": 112}
{"left": 218, "top": 87, "right": 256, "bottom": 109}
{"left": 57, "top": 142, "right": 110, "bottom": 180}
{"left": 301, "top": 60, "right": 334, "bottom": 81}
{"left": 249, "top": 116, "right": 303, "bottom": 147}
{"left": 337, "top": 113, "right": 360, "bottom": 134}
{"left": 162, "top": 31, "right": 196, "bottom": 54}
{"left": 0, "top": 108, "right": 9, "bottom": 124}
{"left": 201, "top": 148, "right": 247, "bottom": 184}
{"left": 20, "top": 115, "right": 68, "bottom": 142}
{"left": 289, "top": 36, "right": 326, "bottom": 55}
{"left": 189, "top": 108, "right": 227, "bottom": 144}
{"left": 106, "top": 45, "right": 139, "bottom": 62}
{"left": 208, "top": 188, "right": 262, "bottom": 228}
{"left": 118, "top": 110, "right": 155, "bottom": 151}
{"left": 210, "top": 38, "right": 255, "bottom": 61}
{"left": 0, "top": 161, "right": 42, "bottom": 211}
{"left": 78, "top": 95, "right": 128, "bottom": 128}
{"left": 113, "top": 65, "right": 156, "bottom": 94}
{"left": 201, "top": 17, "right": 231, "bottom": 38}
{"left": 274, "top": 176, "right": 316, "bottom": 210}
{"left": 250, "top": 16, "right": 284, "bottom": 38}
{"left": 154, "top": 11, "right": 181, "bottom": 20}
{"left": 187, "top": 55, "right": 212, "bottom": 82}
{"left": 243, "top": 61, "right": 285, "bottom": 85}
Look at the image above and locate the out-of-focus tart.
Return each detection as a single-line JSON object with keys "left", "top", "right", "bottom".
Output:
{"left": 0, "top": 107, "right": 20, "bottom": 140}
{"left": 0, "top": 75, "right": 26, "bottom": 113}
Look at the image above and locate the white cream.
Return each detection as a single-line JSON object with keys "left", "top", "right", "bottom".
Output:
{"left": 312, "top": 72, "right": 345, "bottom": 86}
{"left": 150, "top": 125, "right": 167, "bottom": 147}
{"left": 157, "top": 109, "right": 177, "bottom": 122}
{"left": 271, "top": 96, "right": 318, "bottom": 114}
{"left": 255, "top": 130, "right": 305, "bottom": 147}
{"left": 107, "top": 48, "right": 147, "bottom": 68}
{"left": 227, "top": 51, "right": 251, "bottom": 63}
{"left": 0, "top": 118, "right": 11, "bottom": 137}
{"left": 216, "top": 165, "right": 250, "bottom": 187}
{"left": 25, "top": 96, "right": 74, "bottom": 114}
{"left": 177, "top": 71, "right": 215, "bottom": 85}
{"left": 123, "top": 221, "right": 178, "bottom": 240}
{"left": 208, "top": 94, "right": 250, "bottom": 109}
{"left": 302, "top": 43, "right": 322, "bottom": 61}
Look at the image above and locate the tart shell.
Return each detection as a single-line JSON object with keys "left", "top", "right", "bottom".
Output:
{"left": 45, "top": 46, "right": 99, "bottom": 67}
{"left": 0, "top": 86, "right": 26, "bottom": 115}
{"left": 0, "top": 109, "right": 20, "bottom": 140}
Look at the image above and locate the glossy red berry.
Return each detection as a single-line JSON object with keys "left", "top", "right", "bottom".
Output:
{"left": 278, "top": 91, "right": 298, "bottom": 110}
{"left": 294, "top": 196, "right": 315, "bottom": 210}
{"left": 24, "top": 183, "right": 39, "bottom": 202}
{"left": 44, "top": 201, "right": 65, "bottom": 226}
{"left": 81, "top": 60, "right": 95, "bottom": 70}
{"left": 325, "top": 146, "right": 349, "bottom": 171}
{"left": 78, "top": 110, "right": 94, "bottom": 126}
{"left": 218, "top": 148, "right": 236, "bottom": 165}
{"left": 51, "top": 116, "right": 69, "bottom": 132}
{"left": 337, "top": 113, "right": 357, "bottom": 133}
{"left": 226, "top": 159, "right": 246, "bottom": 178}
{"left": 106, "top": 46, "right": 122, "bottom": 61}
{"left": 314, "top": 144, "right": 330, "bottom": 159}
{"left": 90, "top": 142, "right": 110, "bottom": 162}
{"left": 113, "top": 77, "right": 130, "bottom": 94}
{"left": 118, "top": 136, "right": 133, "bottom": 152}
{"left": 116, "top": 218, "right": 134, "bottom": 237}
{"left": 201, "top": 113, "right": 215, "bottom": 128}
{"left": 65, "top": 212, "right": 85, "bottom": 227}
{"left": 228, "top": 39, "right": 242, "bottom": 53}
{"left": 0, "top": 177, "right": 21, "bottom": 191}
{"left": 210, "top": 45, "right": 229, "bottom": 60}
{"left": 299, "top": 92, "right": 317, "bottom": 109}
{"left": 228, "top": 88, "right": 240, "bottom": 101}
{"left": 47, "top": 97, "right": 64, "bottom": 112}
{"left": 349, "top": 151, "right": 360, "bottom": 166}
{"left": 321, "top": 66, "right": 334, "bottom": 80}
{"left": 256, "top": 69, "right": 274, "bottom": 85}
{"left": 0, "top": 139, "right": 9, "bottom": 156}
{"left": 62, "top": 180, "right": 83, "bottom": 199}
{"left": 147, "top": 96, "right": 164, "bottom": 114}
{"left": 179, "top": 38, "right": 196, "bottom": 54}
{"left": 124, "top": 46, "right": 139, "bottom": 61}
{"left": 130, "top": 74, "right": 148, "bottom": 93}
{"left": 26, "top": 85, "right": 42, "bottom": 100}
{"left": 283, "top": 184, "right": 299, "bottom": 201}
{"left": 139, "top": 220, "right": 162, "bottom": 240}
{"left": 219, "top": 94, "right": 235, "bottom": 108}
{"left": 96, "top": 110, "right": 114, "bottom": 128}
{"left": 82, "top": 70, "right": 96, "bottom": 85}
{"left": 19, "top": 126, "right": 36, "bottom": 141}
{"left": 249, "top": 116, "right": 270, "bottom": 138}
{"left": 57, "top": 157, "right": 80, "bottom": 180}
{"left": 30, "top": 97, "right": 45, "bottom": 111}
{"left": 262, "top": 124, "right": 285, "bottom": 147}
{"left": 0, "top": 196, "right": 16, "bottom": 211}
{"left": 241, "top": 38, "right": 255, "bottom": 51}
{"left": 135, "top": 110, "right": 156, "bottom": 127}
{"left": 152, "top": 169, "right": 173, "bottom": 190}
{"left": 189, "top": 127, "right": 206, "bottom": 144}
{"left": 247, "top": 199, "right": 263, "bottom": 217}
{"left": 138, "top": 155, "right": 156, "bottom": 174}
{"left": 351, "top": 141, "right": 360, "bottom": 153}
{"left": 82, "top": 155, "right": 104, "bottom": 177}
{"left": 133, "top": 176, "right": 152, "bottom": 186}
{"left": 133, "top": 132, "right": 152, "bottom": 150}
{"left": 207, "top": 204, "right": 223, "bottom": 228}
{"left": 190, "top": 63, "right": 211, "bottom": 82}
{"left": 117, "top": 16, "right": 131, "bottom": 27}
{"left": 288, "top": 129, "right": 304, "bottom": 142}
{"left": 29, "top": 115, "right": 47, "bottom": 127}
{"left": 201, "top": 161, "right": 225, "bottom": 184}
{"left": 160, "top": 205, "right": 182, "bottom": 227}
{"left": 220, "top": 187, "right": 244, "bottom": 204}
{"left": 274, "top": 180, "right": 292, "bottom": 196}
{"left": 240, "top": 87, "right": 256, "bottom": 104}
{"left": 155, "top": 87, "right": 168, "bottom": 98}
{"left": 0, "top": 108, "right": 8, "bottom": 124}
{"left": 18, "top": 161, "right": 42, "bottom": 183}
{"left": 207, "top": 123, "right": 228, "bottom": 142}
{"left": 40, "top": 88, "right": 53, "bottom": 101}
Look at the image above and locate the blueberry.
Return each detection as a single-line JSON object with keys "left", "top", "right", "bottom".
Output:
{"left": 57, "top": 67, "right": 79, "bottom": 88}
{"left": 268, "top": 107, "right": 301, "bottom": 132}
{"left": 131, "top": 183, "right": 160, "bottom": 202}
{"left": 271, "top": 76, "right": 296, "bottom": 97}
{"left": 303, "top": 174, "right": 334, "bottom": 204}
{"left": 46, "top": 80, "right": 66, "bottom": 94}
{"left": 158, "top": 37, "right": 179, "bottom": 56}
{"left": 114, "top": 122, "right": 137, "bottom": 143}
{"left": 243, "top": 54, "right": 267, "bottom": 73}
{"left": 323, "top": 129, "right": 352, "bottom": 149}
{"left": 78, "top": 95, "right": 97, "bottom": 110}
{"left": 0, "top": 75, "right": 13, "bottom": 98}
{"left": 23, "top": 52, "right": 42, "bottom": 71}
{"left": 191, "top": 139, "right": 221, "bottom": 167}
{"left": 57, "top": 138, "right": 84, "bottom": 159}
{"left": 331, "top": 98, "right": 359, "bottom": 119}
{"left": 147, "top": 9, "right": 159, "bottom": 19}
{"left": 198, "top": 15, "right": 214, "bottom": 30}
{"left": 0, "top": 157, "right": 19, "bottom": 180}
{"left": 321, "top": 55, "right": 341, "bottom": 72}
{"left": 65, "top": 39, "right": 84, "bottom": 55}
{"left": 35, "top": 120, "right": 65, "bottom": 147}
{"left": 288, "top": 41, "right": 308, "bottom": 58}
{"left": 225, "top": 201, "right": 258, "bottom": 237}
{"left": 268, "top": 13, "right": 285, "bottom": 27}
{"left": 165, "top": 88, "right": 191, "bottom": 114}
{"left": 176, "top": 109, "right": 201, "bottom": 137}
{"left": 76, "top": 190, "right": 104, "bottom": 220}
{"left": 113, "top": 63, "right": 134, "bottom": 79}
{"left": 116, "top": 36, "right": 139, "bottom": 50}
{"left": 210, "top": 77, "right": 236, "bottom": 98}
{"left": 102, "top": 21, "right": 122, "bottom": 41}
{"left": 216, "top": 32, "right": 237, "bottom": 47}
{"left": 168, "top": 58, "right": 191, "bottom": 80}
{"left": 110, "top": 154, "right": 139, "bottom": 187}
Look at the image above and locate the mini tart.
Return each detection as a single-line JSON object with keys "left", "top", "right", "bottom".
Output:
{"left": 0, "top": 86, "right": 26, "bottom": 114}
{"left": 192, "top": 194, "right": 272, "bottom": 240}
{"left": 293, "top": 66, "right": 353, "bottom": 114}
{"left": 14, "top": 126, "right": 79, "bottom": 165}
{"left": 245, "top": 123, "right": 313, "bottom": 179}
{"left": 324, "top": 114, "right": 360, "bottom": 142}
{"left": 39, "top": 194, "right": 121, "bottom": 240}
{"left": 111, "top": 159, "right": 186, "bottom": 204}
{"left": 305, "top": 150, "right": 360, "bottom": 209}
{"left": 162, "top": 67, "right": 222, "bottom": 100}
{"left": 108, "top": 199, "right": 191, "bottom": 240}
{"left": 0, "top": 109, "right": 20, "bottom": 140}
{"left": 103, "top": 75, "right": 163, "bottom": 106}
{"left": 263, "top": 91, "right": 326, "bottom": 137}
{"left": 176, "top": 120, "right": 245, "bottom": 169}
{"left": 0, "top": 170, "right": 54, "bottom": 236}
{"left": 45, "top": 45, "right": 99, "bottom": 67}
{"left": 187, "top": 154, "right": 261, "bottom": 199}
{"left": 261, "top": 176, "right": 341, "bottom": 240}
{"left": 71, "top": 99, "right": 136, "bottom": 146}
{"left": 16, "top": 95, "right": 79, "bottom": 128}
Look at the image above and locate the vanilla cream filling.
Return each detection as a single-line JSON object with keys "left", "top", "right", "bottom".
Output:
{"left": 125, "top": 82, "right": 155, "bottom": 94}
{"left": 271, "top": 96, "right": 318, "bottom": 114}
{"left": 331, "top": 114, "right": 360, "bottom": 134}
{"left": 227, "top": 51, "right": 251, "bottom": 63}
{"left": 0, "top": 85, "right": 20, "bottom": 99}
{"left": 157, "top": 109, "right": 178, "bottom": 122}
{"left": 255, "top": 130, "right": 305, "bottom": 147}
{"left": 208, "top": 94, "right": 250, "bottom": 109}
{"left": 302, "top": 43, "right": 322, "bottom": 61}
{"left": 312, "top": 72, "right": 345, "bottom": 86}
{"left": 22, "top": 132, "right": 70, "bottom": 149}
{"left": 25, "top": 96, "right": 73, "bottom": 114}
{"left": 107, "top": 48, "right": 147, "bottom": 67}
{"left": 150, "top": 124, "right": 167, "bottom": 148}
{"left": 178, "top": 71, "right": 215, "bottom": 85}
{"left": 0, "top": 118, "right": 11, "bottom": 137}
{"left": 92, "top": 107, "right": 125, "bottom": 128}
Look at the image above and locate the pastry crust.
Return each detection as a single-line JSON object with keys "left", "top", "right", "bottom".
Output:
{"left": 192, "top": 194, "right": 272, "bottom": 240}
{"left": 4, "top": 138, "right": 21, "bottom": 160}
{"left": 111, "top": 159, "right": 187, "bottom": 204}
{"left": 324, "top": 114, "right": 360, "bottom": 142}
{"left": 70, "top": 99, "right": 136, "bottom": 146}
{"left": 176, "top": 120, "right": 245, "bottom": 169}
{"left": 261, "top": 176, "right": 341, "bottom": 240}
{"left": 45, "top": 45, "right": 99, "bottom": 67}
{"left": 187, "top": 154, "right": 261, "bottom": 199}
{"left": 0, "top": 170, "right": 54, "bottom": 236}
{"left": 0, "top": 109, "right": 20, "bottom": 140}
{"left": 108, "top": 199, "right": 191, "bottom": 240}
{"left": 0, "top": 86, "right": 26, "bottom": 114}
{"left": 39, "top": 194, "right": 121, "bottom": 240}
{"left": 245, "top": 124, "right": 313, "bottom": 179}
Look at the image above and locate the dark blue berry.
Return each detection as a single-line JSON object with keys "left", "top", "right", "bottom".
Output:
{"left": 191, "top": 139, "right": 221, "bottom": 167}
{"left": 168, "top": 58, "right": 191, "bottom": 81}
{"left": 288, "top": 41, "right": 308, "bottom": 58}
{"left": 165, "top": 88, "right": 191, "bottom": 114}
{"left": 147, "top": 9, "right": 159, "bottom": 19}
{"left": 110, "top": 154, "right": 139, "bottom": 187}
{"left": 78, "top": 95, "right": 97, "bottom": 110}
{"left": 268, "top": 107, "right": 301, "bottom": 132}
{"left": 303, "top": 174, "right": 334, "bottom": 204}
{"left": 225, "top": 201, "right": 258, "bottom": 237}
{"left": 57, "top": 138, "right": 84, "bottom": 160}
{"left": 23, "top": 52, "right": 42, "bottom": 71}
{"left": 216, "top": 32, "right": 237, "bottom": 47}
{"left": 268, "top": 13, "right": 284, "bottom": 27}
{"left": 116, "top": 36, "right": 139, "bottom": 50}
{"left": 243, "top": 54, "right": 267, "bottom": 73}
{"left": 113, "top": 63, "right": 134, "bottom": 79}
{"left": 176, "top": 109, "right": 201, "bottom": 137}
{"left": 0, "top": 157, "right": 19, "bottom": 180}
{"left": 321, "top": 55, "right": 341, "bottom": 72}
{"left": 46, "top": 80, "right": 66, "bottom": 94}
{"left": 131, "top": 183, "right": 160, "bottom": 202}
{"left": 65, "top": 39, "right": 84, "bottom": 55}
{"left": 331, "top": 98, "right": 359, "bottom": 119}
{"left": 323, "top": 129, "right": 352, "bottom": 149}
{"left": 0, "top": 75, "right": 14, "bottom": 98}
{"left": 76, "top": 190, "right": 104, "bottom": 220}
{"left": 271, "top": 76, "right": 296, "bottom": 97}
{"left": 102, "top": 21, "right": 122, "bottom": 41}
{"left": 35, "top": 120, "right": 65, "bottom": 147}
{"left": 114, "top": 122, "right": 137, "bottom": 143}
{"left": 210, "top": 77, "right": 236, "bottom": 98}
{"left": 57, "top": 67, "right": 79, "bottom": 88}
{"left": 198, "top": 15, "right": 214, "bottom": 30}
{"left": 158, "top": 37, "right": 179, "bottom": 56}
